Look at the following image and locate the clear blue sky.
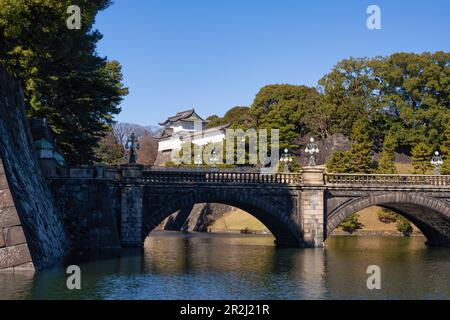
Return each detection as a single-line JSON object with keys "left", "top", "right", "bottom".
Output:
{"left": 94, "top": 0, "right": 450, "bottom": 126}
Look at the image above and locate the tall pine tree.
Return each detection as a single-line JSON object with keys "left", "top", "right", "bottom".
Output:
{"left": 411, "top": 142, "right": 432, "bottom": 174}
{"left": 378, "top": 133, "right": 398, "bottom": 174}
{"left": 0, "top": 0, "right": 128, "bottom": 164}
{"left": 326, "top": 119, "right": 375, "bottom": 173}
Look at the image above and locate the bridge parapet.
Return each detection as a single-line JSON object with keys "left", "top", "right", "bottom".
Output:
{"left": 58, "top": 166, "right": 450, "bottom": 188}
{"left": 58, "top": 165, "right": 123, "bottom": 181}
{"left": 143, "top": 170, "right": 302, "bottom": 184}
{"left": 324, "top": 173, "right": 450, "bottom": 187}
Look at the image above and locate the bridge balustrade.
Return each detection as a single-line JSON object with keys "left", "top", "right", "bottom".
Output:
{"left": 143, "top": 170, "right": 303, "bottom": 184}
{"left": 324, "top": 173, "right": 450, "bottom": 186}
{"left": 60, "top": 166, "right": 450, "bottom": 187}
{"left": 142, "top": 170, "right": 450, "bottom": 186}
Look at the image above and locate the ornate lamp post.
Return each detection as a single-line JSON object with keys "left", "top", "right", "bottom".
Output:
{"left": 431, "top": 151, "right": 443, "bottom": 175}
{"left": 194, "top": 153, "right": 202, "bottom": 168}
{"left": 126, "top": 133, "right": 140, "bottom": 164}
{"left": 304, "top": 137, "right": 319, "bottom": 167}
{"left": 280, "top": 148, "right": 293, "bottom": 173}
{"left": 209, "top": 148, "right": 219, "bottom": 168}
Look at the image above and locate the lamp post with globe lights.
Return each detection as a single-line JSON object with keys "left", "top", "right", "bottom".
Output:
{"left": 431, "top": 151, "right": 443, "bottom": 175}
{"left": 280, "top": 148, "right": 293, "bottom": 173}
{"left": 305, "top": 138, "right": 319, "bottom": 167}
{"left": 209, "top": 148, "right": 219, "bottom": 169}
{"left": 126, "top": 133, "right": 140, "bottom": 164}
{"left": 194, "top": 153, "right": 202, "bottom": 168}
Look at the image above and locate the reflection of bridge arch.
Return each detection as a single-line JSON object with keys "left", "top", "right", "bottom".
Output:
{"left": 142, "top": 187, "right": 303, "bottom": 247}
{"left": 327, "top": 192, "right": 450, "bottom": 246}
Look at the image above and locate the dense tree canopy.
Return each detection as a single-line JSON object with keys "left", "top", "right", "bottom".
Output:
{"left": 206, "top": 106, "right": 254, "bottom": 129}
{"left": 321, "top": 52, "right": 450, "bottom": 153}
{"left": 0, "top": 0, "right": 128, "bottom": 164}
{"left": 240, "top": 52, "right": 449, "bottom": 173}
{"left": 250, "top": 84, "right": 321, "bottom": 150}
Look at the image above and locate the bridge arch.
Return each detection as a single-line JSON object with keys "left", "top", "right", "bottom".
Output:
{"left": 142, "top": 188, "right": 303, "bottom": 247}
{"left": 327, "top": 192, "right": 450, "bottom": 246}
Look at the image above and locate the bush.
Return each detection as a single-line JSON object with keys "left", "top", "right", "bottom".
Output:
{"left": 396, "top": 216, "right": 413, "bottom": 236}
{"left": 339, "top": 214, "right": 363, "bottom": 233}
{"left": 164, "top": 161, "right": 179, "bottom": 167}
{"left": 377, "top": 209, "right": 398, "bottom": 224}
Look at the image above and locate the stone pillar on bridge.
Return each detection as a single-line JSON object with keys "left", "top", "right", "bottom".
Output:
{"left": 301, "top": 167, "right": 325, "bottom": 248}
{"left": 120, "top": 165, "right": 144, "bottom": 247}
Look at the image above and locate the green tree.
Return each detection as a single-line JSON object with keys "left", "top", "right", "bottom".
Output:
{"left": 411, "top": 142, "right": 432, "bottom": 174}
{"left": 339, "top": 214, "right": 363, "bottom": 233}
{"left": 250, "top": 84, "right": 321, "bottom": 150}
{"left": 206, "top": 106, "right": 254, "bottom": 130}
{"left": 442, "top": 159, "right": 450, "bottom": 175}
{"left": 319, "top": 57, "right": 382, "bottom": 138}
{"left": 374, "top": 52, "right": 450, "bottom": 150}
{"left": 95, "top": 133, "right": 125, "bottom": 165}
{"left": 326, "top": 119, "right": 375, "bottom": 173}
{"left": 209, "top": 51, "right": 450, "bottom": 170}
{"left": 288, "top": 157, "right": 302, "bottom": 173}
{"left": 378, "top": 133, "right": 398, "bottom": 174}
{"left": 377, "top": 209, "right": 398, "bottom": 224}
{"left": 319, "top": 52, "right": 450, "bottom": 155}
{"left": 349, "top": 119, "right": 376, "bottom": 173}
{"left": 0, "top": 0, "right": 128, "bottom": 164}
{"left": 396, "top": 216, "right": 413, "bottom": 236}
{"left": 325, "top": 150, "right": 354, "bottom": 173}
{"left": 301, "top": 99, "right": 336, "bottom": 140}
{"left": 277, "top": 156, "right": 301, "bottom": 173}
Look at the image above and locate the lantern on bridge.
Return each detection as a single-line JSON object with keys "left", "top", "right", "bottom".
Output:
{"left": 126, "top": 133, "right": 140, "bottom": 164}
{"left": 431, "top": 151, "right": 443, "bottom": 175}
{"left": 280, "top": 148, "right": 293, "bottom": 173}
{"left": 305, "top": 138, "right": 319, "bottom": 167}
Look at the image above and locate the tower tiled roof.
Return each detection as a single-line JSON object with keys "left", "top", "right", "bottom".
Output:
{"left": 159, "top": 109, "right": 205, "bottom": 126}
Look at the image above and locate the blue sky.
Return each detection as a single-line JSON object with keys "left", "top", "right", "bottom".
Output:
{"left": 94, "top": 0, "right": 450, "bottom": 126}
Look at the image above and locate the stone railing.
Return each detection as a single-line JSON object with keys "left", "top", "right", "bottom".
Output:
{"left": 143, "top": 170, "right": 302, "bottom": 184}
{"left": 54, "top": 165, "right": 450, "bottom": 187}
{"left": 324, "top": 173, "right": 450, "bottom": 186}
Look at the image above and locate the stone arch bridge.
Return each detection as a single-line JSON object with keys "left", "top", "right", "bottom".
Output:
{"left": 48, "top": 166, "right": 450, "bottom": 249}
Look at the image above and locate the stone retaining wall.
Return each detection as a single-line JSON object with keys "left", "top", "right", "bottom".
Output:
{"left": 0, "top": 159, "right": 33, "bottom": 272}
{"left": 49, "top": 179, "right": 122, "bottom": 250}
{"left": 0, "top": 66, "right": 69, "bottom": 271}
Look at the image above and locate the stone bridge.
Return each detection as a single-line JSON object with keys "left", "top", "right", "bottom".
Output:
{"left": 2, "top": 64, "right": 448, "bottom": 273}
{"left": 48, "top": 166, "right": 450, "bottom": 249}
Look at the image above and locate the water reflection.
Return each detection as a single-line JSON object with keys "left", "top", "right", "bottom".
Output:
{"left": 0, "top": 233, "right": 448, "bottom": 300}
{"left": 0, "top": 271, "right": 34, "bottom": 300}
{"left": 324, "top": 236, "right": 450, "bottom": 299}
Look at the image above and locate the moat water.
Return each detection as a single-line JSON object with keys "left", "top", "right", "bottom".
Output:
{"left": 0, "top": 232, "right": 449, "bottom": 300}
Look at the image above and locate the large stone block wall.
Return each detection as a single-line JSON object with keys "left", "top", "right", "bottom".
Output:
{"left": 49, "top": 179, "right": 122, "bottom": 250}
{"left": 0, "top": 159, "right": 33, "bottom": 271}
{"left": 0, "top": 67, "right": 69, "bottom": 271}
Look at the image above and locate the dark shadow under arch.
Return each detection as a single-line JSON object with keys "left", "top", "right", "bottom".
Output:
{"left": 327, "top": 193, "right": 450, "bottom": 246}
{"left": 142, "top": 190, "right": 304, "bottom": 247}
